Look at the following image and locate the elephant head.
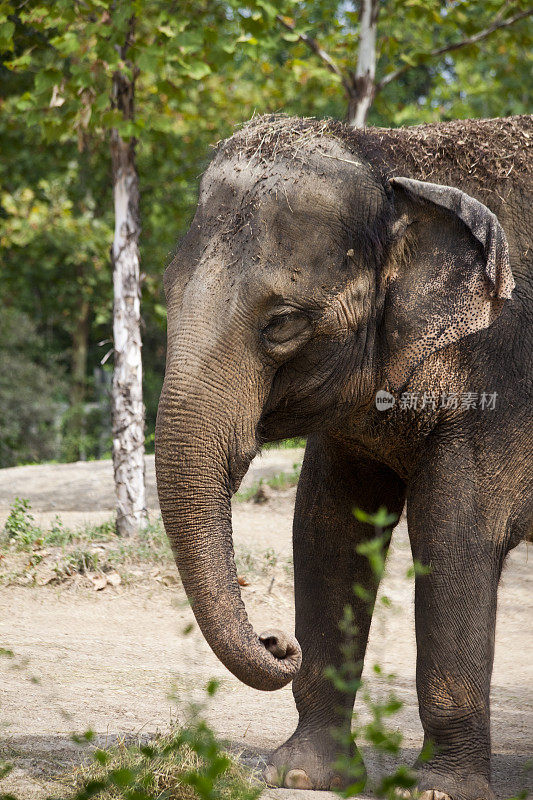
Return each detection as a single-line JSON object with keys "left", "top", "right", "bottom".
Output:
{"left": 155, "top": 117, "right": 513, "bottom": 692}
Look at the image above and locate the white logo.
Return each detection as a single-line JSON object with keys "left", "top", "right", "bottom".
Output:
{"left": 375, "top": 390, "right": 396, "bottom": 411}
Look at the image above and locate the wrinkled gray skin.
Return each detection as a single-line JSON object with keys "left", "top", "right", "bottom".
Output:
{"left": 156, "top": 116, "right": 533, "bottom": 800}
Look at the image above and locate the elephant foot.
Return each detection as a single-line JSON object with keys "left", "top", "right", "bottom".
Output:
{"left": 264, "top": 765, "right": 315, "bottom": 790}
{"left": 263, "top": 728, "right": 365, "bottom": 791}
{"left": 397, "top": 767, "right": 495, "bottom": 800}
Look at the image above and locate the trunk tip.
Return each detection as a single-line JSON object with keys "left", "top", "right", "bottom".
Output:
{"left": 259, "top": 628, "right": 302, "bottom": 667}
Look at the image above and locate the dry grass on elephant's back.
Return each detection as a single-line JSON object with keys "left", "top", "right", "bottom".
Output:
{"left": 363, "top": 114, "right": 533, "bottom": 195}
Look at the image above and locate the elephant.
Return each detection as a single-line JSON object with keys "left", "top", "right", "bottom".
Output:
{"left": 155, "top": 114, "right": 532, "bottom": 800}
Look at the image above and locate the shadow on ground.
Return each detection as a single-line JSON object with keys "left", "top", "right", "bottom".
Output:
{"left": 2, "top": 734, "right": 531, "bottom": 800}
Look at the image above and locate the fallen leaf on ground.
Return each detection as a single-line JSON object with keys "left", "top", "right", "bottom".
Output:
{"left": 237, "top": 576, "right": 250, "bottom": 586}
{"left": 90, "top": 575, "right": 107, "bottom": 591}
{"left": 161, "top": 571, "right": 179, "bottom": 586}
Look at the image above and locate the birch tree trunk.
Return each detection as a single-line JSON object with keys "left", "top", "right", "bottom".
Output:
{"left": 110, "top": 61, "right": 147, "bottom": 537}
{"left": 68, "top": 292, "right": 90, "bottom": 460}
{"left": 347, "top": 0, "right": 380, "bottom": 127}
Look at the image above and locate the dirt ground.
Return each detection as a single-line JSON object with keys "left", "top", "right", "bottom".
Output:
{"left": 0, "top": 452, "right": 531, "bottom": 799}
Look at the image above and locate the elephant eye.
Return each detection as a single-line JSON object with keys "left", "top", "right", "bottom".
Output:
{"left": 262, "top": 312, "right": 310, "bottom": 345}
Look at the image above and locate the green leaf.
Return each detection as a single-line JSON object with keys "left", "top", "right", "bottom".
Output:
{"left": 177, "top": 59, "right": 211, "bottom": 80}
{"left": 157, "top": 24, "right": 175, "bottom": 38}
{"left": 256, "top": 0, "right": 278, "bottom": 20}
{"left": 93, "top": 749, "right": 110, "bottom": 765}
{"left": 110, "top": 767, "right": 135, "bottom": 787}
{"left": 0, "top": 19, "right": 15, "bottom": 51}
{"left": 206, "top": 678, "right": 220, "bottom": 696}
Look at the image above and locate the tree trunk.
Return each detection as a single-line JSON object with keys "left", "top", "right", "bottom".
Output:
{"left": 110, "top": 53, "right": 147, "bottom": 536}
{"left": 68, "top": 294, "right": 90, "bottom": 460}
{"left": 347, "top": 0, "right": 380, "bottom": 127}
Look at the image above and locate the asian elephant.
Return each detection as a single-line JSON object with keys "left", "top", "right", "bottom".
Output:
{"left": 155, "top": 114, "right": 532, "bottom": 800}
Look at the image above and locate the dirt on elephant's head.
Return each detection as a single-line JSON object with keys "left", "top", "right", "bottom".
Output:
{"left": 218, "top": 113, "right": 533, "bottom": 202}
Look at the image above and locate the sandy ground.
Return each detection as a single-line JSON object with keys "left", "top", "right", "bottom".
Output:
{"left": 0, "top": 452, "right": 531, "bottom": 799}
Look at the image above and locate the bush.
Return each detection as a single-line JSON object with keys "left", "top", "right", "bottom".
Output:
{"left": 2, "top": 497, "right": 42, "bottom": 548}
{"left": 0, "top": 308, "right": 65, "bottom": 467}
{"left": 72, "top": 688, "right": 261, "bottom": 800}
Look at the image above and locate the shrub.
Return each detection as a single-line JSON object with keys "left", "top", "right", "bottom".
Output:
{"left": 0, "top": 308, "right": 65, "bottom": 467}
{"left": 2, "top": 497, "right": 42, "bottom": 548}
{"left": 72, "top": 688, "right": 260, "bottom": 800}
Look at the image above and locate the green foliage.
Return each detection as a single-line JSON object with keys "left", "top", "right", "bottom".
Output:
{"left": 2, "top": 497, "right": 42, "bottom": 547}
{"left": 0, "top": 309, "right": 65, "bottom": 467}
{"left": 352, "top": 507, "right": 398, "bottom": 583}
{"left": 66, "top": 547, "right": 100, "bottom": 575}
{"left": 235, "top": 463, "right": 302, "bottom": 501}
{"left": 1, "top": 498, "right": 116, "bottom": 558}
{"left": 262, "top": 437, "right": 306, "bottom": 450}
{"left": 0, "top": 0, "right": 298, "bottom": 464}
{"left": 268, "top": 462, "right": 302, "bottom": 490}
{"left": 0, "top": 675, "right": 259, "bottom": 800}
{"left": 72, "top": 696, "right": 260, "bottom": 800}
{"left": 0, "top": 0, "right": 297, "bottom": 146}
{"left": 274, "top": 0, "right": 533, "bottom": 124}
{"left": 60, "top": 401, "right": 112, "bottom": 463}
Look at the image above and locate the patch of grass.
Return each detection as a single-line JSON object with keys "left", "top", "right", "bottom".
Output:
{"left": 268, "top": 462, "right": 301, "bottom": 490}
{"left": 234, "top": 463, "right": 301, "bottom": 502}
{"left": 233, "top": 485, "right": 261, "bottom": 503}
{"left": 1, "top": 500, "right": 119, "bottom": 554}
{"left": 65, "top": 548, "right": 101, "bottom": 575}
{"left": 71, "top": 713, "right": 260, "bottom": 800}
{"left": 102, "top": 519, "right": 173, "bottom": 569}
{"left": 235, "top": 546, "right": 291, "bottom": 582}
{"left": 0, "top": 501, "right": 290, "bottom": 588}
{"left": 44, "top": 515, "right": 75, "bottom": 546}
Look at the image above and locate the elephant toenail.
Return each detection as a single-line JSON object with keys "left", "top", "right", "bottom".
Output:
{"left": 330, "top": 776, "right": 343, "bottom": 790}
{"left": 263, "top": 765, "right": 281, "bottom": 786}
{"left": 285, "top": 769, "right": 313, "bottom": 789}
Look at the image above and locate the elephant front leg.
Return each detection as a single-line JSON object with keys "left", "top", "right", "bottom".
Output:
{"left": 265, "top": 435, "right": 405, "bottom": 790}
{"left": 407, "top": 457, "right": 505, "bottom": 800}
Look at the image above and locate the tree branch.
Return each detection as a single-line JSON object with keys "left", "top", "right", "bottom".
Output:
{"left": 376, "top": 6, "right": 533, "bottom": 92}
{"left": 275, "top": 14, "right": 354, "bottom": 98}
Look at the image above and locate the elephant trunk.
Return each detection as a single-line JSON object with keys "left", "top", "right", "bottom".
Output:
{"left": 155, "top": 340, "right": 301, "bottom": 691}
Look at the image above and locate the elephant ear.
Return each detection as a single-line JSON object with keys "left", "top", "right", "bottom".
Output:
{"left": 383, "top": 177, "right": 515, "bottom": 389}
